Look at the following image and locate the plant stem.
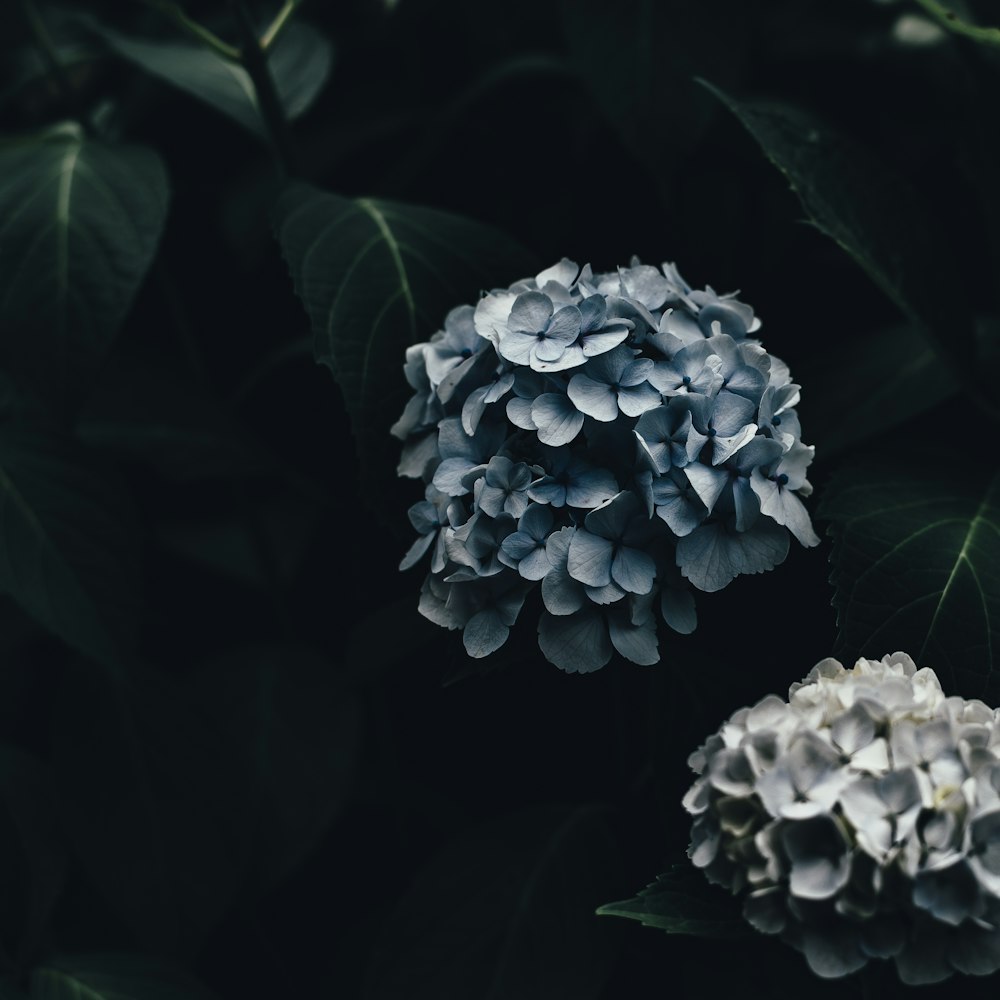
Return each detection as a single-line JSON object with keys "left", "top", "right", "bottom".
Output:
{"left": 133, "top": 0, "right": 241, "bottom": 61}
{"left": 912, "top": 0, "right": 1000, "bottom": 47}
{"left": 260, "top": 0, "right": 302, "bottom": 52}
{"left": 230, "top": 0, "right": 298, "bottom": 177}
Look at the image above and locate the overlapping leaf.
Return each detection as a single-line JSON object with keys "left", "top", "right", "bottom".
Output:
{"left": 702, "top": 83, "right": 976, "bottom": 371}
{"left": 819, "top": 466, "right": 1000, "bottom": 700}
{"left": 273, "top": 183, "right": 536, "bottom": 493}
{"left": 90, "top": 21, "right": 333, "bottom": 139}
{"left": 0, "top": 124, "right": 168, "bottom": 395}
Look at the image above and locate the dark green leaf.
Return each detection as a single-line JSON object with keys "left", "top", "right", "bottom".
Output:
{"left": 597, "top": 865, "right": 750, "bottom": 938}
{"left": 0, "top": 124, "right": 168, "bottom": 396}
{"left": 366, "top": 804, "right": 623, "bottom": 1000}
{"left": 0, "top": 426, "right": 140, "bottom": 667}
{"left": 156, "top": 492, "right": 321, "bottom": 589}
{"left": 51, "top": 668, "right": 254, "bottom": 956}
{"left": 562, "top": 1, "right": 749, "bottom": 173}
{"left": 819, "top": 467, "right": 1000, "bottom": 700}
{"left": 89, "top": 21, "right": 333, "bottom": 139}
{"left": 193, "top": 645, "right": 362, "bottom": 888}
{"left": 30, "top": 954, "right": 218, "bottom": 1000}
{"left": 702, "top": 83, "right": 975, "bottom": 367}
{"left": 273, "top": 183, "right": 537, "bottom": 496}
{"left": 0, "top": 748, "right": 67, "bottom": 967}
{"left": 796, "top": 325, "right": 951, "bottom": 459}
{"left": 77, "top": 359, "right": 278, "bottom": 483}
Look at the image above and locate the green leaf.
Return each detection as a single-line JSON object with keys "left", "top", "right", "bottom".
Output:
{"left": 30, "top": 954, "right": 218, "bottom": 1000}
{"left": 819, "top": 467, "right": 1000, "bottom": 700}
{"left": 192, "top": 645, "right": 362, "bottom": 888}
{"left": 366, "top": 804, "right": 623, "bottom": 1000}
{"left": 76, "top": 359, "right": 278, "bottom": 483}
{"left": 597, "top": 865, "right": 750, "bottom": 939}
{"left": 795, "top": 325, "right": 951, "bottom": 460}
{"left": 51, "top": 668, "right": 255, "bottom": 956}
{"left": 0, "top": 426, "right": 140, "bottom": 667}
{"left": 0, "top": 748, "right": 68, "bottom": 967}
{"left": 562, "top": 1, "right": 749, "bottom": 173}
{"left": 701, "top": 83, "right": 976, "bottom": 368}
{"left": 155, "top": 492, "right": 321, "bottom": 589}
{"left": 273, "top": 183, "right": 537, "bottom": 495}
{"left": 0, "top": 124, "right": 169, "bottom": 396}
{"left": 89, "top": 21, "right": 333, "bottom": 139}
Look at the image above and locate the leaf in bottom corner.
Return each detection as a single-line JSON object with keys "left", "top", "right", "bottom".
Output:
{"left": 366, "top": 804, "right": 623, "bottom": 1000}
{"left": 29, "top": 954, "right": 218, "bottom": 1000}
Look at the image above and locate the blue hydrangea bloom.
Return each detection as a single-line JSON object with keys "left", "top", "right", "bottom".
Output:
{"left": 393, "top": 257, "right": 819, "bottom": 670}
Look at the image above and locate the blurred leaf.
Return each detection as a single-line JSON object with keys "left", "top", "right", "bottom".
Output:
{"left": 156, "top": 492, "right": 321, "bottom": 589}
{"left": 797, "top": 318, "right": 1000, "bottom": 460}
{"left": 0, "top": 123, "right": 168, "bottom": 397}
{"left": 0, "top": 426, "right": 140, "bottom": 668}
{"left": 702, "top": 84, "right": 977, "bottom": 370}
{"left": 51, "top": 668, "right": 254, "bottom": 956}
{"left": 273, "top": 183, "right": 537, "bottom": 498}
{"left": 796, "top": 325, "right": 949, "bottom": 459}
{"left": 77, "top": 359, "right": 277, "bottom": 483}
{"left": 88, "top": 20, "right": 333, "bottom": 139}
{"left": 597, "top": 865, "right": 750, "bottom": 938}
{"left": 194, "top": 645, "right": 362, "bottom": 888}
{"left": 562, "top": 1, "right": 749, "bottom": 173}
{"left": 0, "top": 748, "right": 68, "bottom": 967}
{"left": 366, "top": 803, "right": 623, "bottom": 1000}
{"left": 30, "top": 954, "right": 218, "bottom": 1000}
{"left": 819, "top": 466, "right": 1000, "bottom": 701}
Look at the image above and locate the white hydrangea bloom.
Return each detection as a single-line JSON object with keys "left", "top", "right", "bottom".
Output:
{"left": 683, "top": 653, "right": 1000, "bottom": 984}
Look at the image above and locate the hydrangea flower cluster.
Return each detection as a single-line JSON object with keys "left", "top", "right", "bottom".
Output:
{"left": 684, "top": 653, "right": 1000, "bottom": 984}
{"left": 392, "top": 258, "right": 818, "bottom": 671}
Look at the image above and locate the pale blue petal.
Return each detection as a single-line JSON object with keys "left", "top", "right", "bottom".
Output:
{"left": 506, "top": 396, "right": 537, "bottom": 430}
{"left": 683, "top": 463, "right": 729, "bottom": 513}
{"left": 618, "top": 382, "right": 663, "bottom": 418}
{"left": 751, "top": 470, "right": 820, "bottom": 546}
{"left": 532, "top": 393, "right": 585, "bottom": 446}
{"left": 399, "top": 531, "right": 435, "bottom": 571}
{"left": 535, "top": 258, "right": 579, "bottom": 288}
{"left": 567, "top": 374, "right": 618, "bottom": 421}
{"left": 611, "top": 546, "right": 656, "bottom": 594}
{"left": 473, "top": 291, "right": 515, "bottom": 343}
{"left": 584, "top": 580, "right": 627, "bottom": 605}
{"left": 567, "top": 529, "right": 614, "bottom": 587}
{"left": 676, "top": 520, "right": 790, "bottom": 592}
{"left": 463, "top": 609, "right": 510, "bottom": 657}
{"left": 537, "top": 610, "right": 613, "bottom": 673}
{"left": 661, "top": 587, "right": 696, "bottom": 634}
{"left": 566, "top": 469, "right": 619, "bottom": 508}
{"left": 608, "top": 612, "right": 659, "bottom": 664}
{"left": 509, "top": 290, "right": 553, "bottom": 332}
{"left": 580, "top": 327, "right": 630, "bottom": 357}
{"left": 709, "top": 424, "right": 757, "bottom": 466}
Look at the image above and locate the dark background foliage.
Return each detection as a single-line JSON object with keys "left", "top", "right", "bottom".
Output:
{"left": 0, "top": 0, "right": 997, "bottom": 997}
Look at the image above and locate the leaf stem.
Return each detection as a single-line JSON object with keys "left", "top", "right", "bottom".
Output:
{"left": 260, "top": 0, "right": 302, "bottom": 52}
{"left": 230, "top": 0, "right": 298, "bottom": 177}
{"left": 132, "top": 0, "right": 241, "bottom": 61}
{"left": 911, "top": 0, "right": 1000, "bottom": 47}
